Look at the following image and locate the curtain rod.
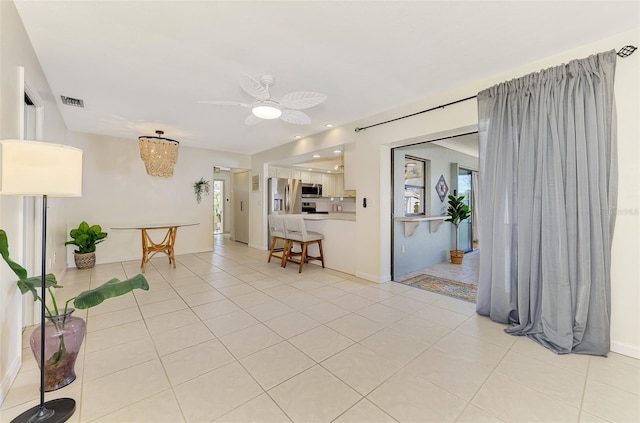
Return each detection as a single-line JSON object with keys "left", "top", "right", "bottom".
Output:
{"left": 400, "top": 130, "right": 479, "bottom": 150}
{"left": 355, "top": 45, "right": 637, "bottom": 134}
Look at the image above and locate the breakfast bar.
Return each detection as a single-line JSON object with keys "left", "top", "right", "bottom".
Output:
{"left": 301, "top": 213, "right": 356, "bottom": 275}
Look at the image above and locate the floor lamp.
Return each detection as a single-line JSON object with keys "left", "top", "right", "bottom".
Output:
{"left": 1, "top": 140, "right": 83, "bottom": 423}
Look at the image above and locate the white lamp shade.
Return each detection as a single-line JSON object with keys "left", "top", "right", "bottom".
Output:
{"left": 1, "top": 140, "right": 83, "bottom": 197}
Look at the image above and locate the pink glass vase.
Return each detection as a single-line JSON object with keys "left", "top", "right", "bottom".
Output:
{"left": 30, "top": 308, "right": 86, "bottom": 391}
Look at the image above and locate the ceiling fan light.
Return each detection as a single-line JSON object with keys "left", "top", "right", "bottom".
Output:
{"left": 252, "top": 102, "right": 282, "bottom": 119}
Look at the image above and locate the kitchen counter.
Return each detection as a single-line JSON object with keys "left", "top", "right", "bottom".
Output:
{"left": 302, "top": 212, "right": 356, "bottom": 221}
{"left": 286, "top": 214, "right": 356, "bottom": 274}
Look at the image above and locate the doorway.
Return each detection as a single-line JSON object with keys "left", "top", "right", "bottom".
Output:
{"left": 22, "top": 90, "right": 42, "bottom": 327}
{"left": 457, "top": 167, "right": 473, "bottom": 253}
{"left": 232, "top": 170, "right": 250, "bottom": 244}
{"left": 213, "top": 180, "right": 225, "bottom": 234}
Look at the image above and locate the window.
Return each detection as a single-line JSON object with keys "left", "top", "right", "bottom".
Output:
{"left": 404, "top": 156, "right": 426, "bottom": 216}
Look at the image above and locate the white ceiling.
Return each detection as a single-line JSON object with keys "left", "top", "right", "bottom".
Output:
{"left": 15, "top": 1, "right": 639, "bottom": 155}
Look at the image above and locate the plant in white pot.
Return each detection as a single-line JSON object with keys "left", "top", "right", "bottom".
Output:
{"left": 65, "top": 221, "right": 107, "bottom": 269}
{"left": 447, "top": 194, "right": 472, "bottom": 264}
{"left": 1, "top": 229, "right": 149, "bottom": 391}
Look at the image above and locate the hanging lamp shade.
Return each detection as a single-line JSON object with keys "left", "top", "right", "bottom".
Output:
{"left": 138, "top": 130, "right": 179, "bottom": 177}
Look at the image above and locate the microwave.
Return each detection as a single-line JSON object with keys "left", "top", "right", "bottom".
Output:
{"left": 301, "top": 183, "right": 322, "bottom": 198}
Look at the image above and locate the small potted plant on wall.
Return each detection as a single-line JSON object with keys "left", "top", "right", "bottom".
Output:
{"left": 65, "top": 221, "right": 107, "bottom": 269}
{"left": 0, "top": 229, "right": 149, "bottom": 391}
{"left": 447, "top": 194, "right": 471, "bottom": 264}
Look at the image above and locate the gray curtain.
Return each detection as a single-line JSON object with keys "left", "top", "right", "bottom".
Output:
{"left": 475, "top": 50, "right": 617, "bottom": 356}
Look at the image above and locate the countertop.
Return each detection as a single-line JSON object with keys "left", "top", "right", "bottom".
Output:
{"left": 301, "top": 212, "right": 356, "bottom": 221}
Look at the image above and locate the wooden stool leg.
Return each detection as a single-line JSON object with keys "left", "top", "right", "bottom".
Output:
{"left": 317, "top": 240, "right": 325, "bottom": 268}
{"left": 268, "top": 237, "right": 278, "bottom": 262}
{"left": 299, "top": 242, "right": 308, "bottom": 273}
{"left": 281, "top": 239, "right": 290, "bottom": 268}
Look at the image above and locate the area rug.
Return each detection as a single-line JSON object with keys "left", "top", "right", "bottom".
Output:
{"left": 398, "top": 274, "right": 477, "bottom": 303}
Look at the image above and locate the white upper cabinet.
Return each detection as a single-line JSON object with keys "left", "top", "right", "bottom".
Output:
{"left": 310, "top": 172, "right": 323, "bottom": 184}
{"left": 289, "top": 169, "right": 301, "bottom": 180}
{"left": 300, "top": 171, "right": 311, "bottom": 183}
{"left": 276, "top": 168, "right": 291, "bottom": 179}
{"left": 321, "top": 173, "right": 335, "bottom": 197}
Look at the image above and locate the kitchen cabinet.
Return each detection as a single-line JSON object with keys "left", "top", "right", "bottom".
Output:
{"left": 321, "top": 173, "right": 335, "bottom": 197}
{"left": 289, "top": 169, "right": 301, "bottom": 180}
{"left": 333, "top": 174, "right": 356, "bottom": 197}
{"left": 276, "top": 168, "right": 291, "bottom": 179}
{"left": 310, "top": 172, "right": 323, "bottom": 184}
{"left": 300, "top": 170, "right": 311, "bottom": 183}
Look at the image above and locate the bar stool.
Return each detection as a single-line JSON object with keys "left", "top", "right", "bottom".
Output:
{"left": 282, "top": 215, "right": 325, "bottom": 273}
{"left": 267, "top": 214, "right": 287, "bottom": 266}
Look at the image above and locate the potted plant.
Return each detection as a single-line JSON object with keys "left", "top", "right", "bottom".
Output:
{"left": 1, "top": 229, "right": 149, "bottom": 391}
{"left": 65, "top": 221, "right": 108, "bottom": 269}
{"left": 193, "top": 177, "right": 210, "bottom": 204}
{"left": 447, "top": 194, "right": 471, "bottom": 264}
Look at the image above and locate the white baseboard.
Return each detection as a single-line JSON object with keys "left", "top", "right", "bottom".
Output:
{"left": 611, "top": 340, "right": 640, "bottom": 359}
{"left": 355, "top": 271, "right": 391, "bottom": 284}
{"left": 0, "top": 354, "right": 21, "bottom": 407}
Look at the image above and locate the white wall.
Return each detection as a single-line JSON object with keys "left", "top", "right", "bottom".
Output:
{"left": 64, "top": 132, "right": 250, "bottom": 266}
{"left": 0, "top": 0, "right": 72, "bottom": 403}
{"left": 250, "top": 29, "right": 640, "bottom": 357}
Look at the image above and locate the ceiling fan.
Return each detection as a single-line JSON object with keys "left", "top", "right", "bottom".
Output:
{"left": 199, "top": 74, "right": 326, "bottom": 125}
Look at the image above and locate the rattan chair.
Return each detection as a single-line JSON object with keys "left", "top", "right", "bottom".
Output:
{"left": 282, "top": 215, "right": 325, "bottom": 273}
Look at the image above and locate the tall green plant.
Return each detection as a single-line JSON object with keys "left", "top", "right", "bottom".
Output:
{"left": 65, "top": 221, "right": 107, "bottom": 254}
{"left": 0, "top": 229, "right": 149, "bottom": 364}
{"left": 447, "top": 194, "right": 472, "bottom": 252}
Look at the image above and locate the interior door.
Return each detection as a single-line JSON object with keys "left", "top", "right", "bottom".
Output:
{"left": 233, "top": 170, "right": 250, "bottom": 244}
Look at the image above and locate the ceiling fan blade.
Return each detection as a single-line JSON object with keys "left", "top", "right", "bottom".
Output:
{"left": 281, "top": 109, "right": 311, "bottom": 125}
{"left": 239, "top": 73, "right": 269, "bottom": 101}
{"left": 245, "top": 114, "right": 263, "bottom": 126}
{"left": 279, "top": 92, "right": 327, "bottom": 110}
{"left": 198, "top": 100, "right": 251, "bottom": 108}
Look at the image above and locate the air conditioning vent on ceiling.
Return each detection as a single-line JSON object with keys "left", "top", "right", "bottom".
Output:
{"left": 61, "top": 96, "right": 84, "bottom": 108}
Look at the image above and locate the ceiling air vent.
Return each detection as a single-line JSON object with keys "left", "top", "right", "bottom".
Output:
{"left": 60, "top": 96, "right": 84, "bottom": 108}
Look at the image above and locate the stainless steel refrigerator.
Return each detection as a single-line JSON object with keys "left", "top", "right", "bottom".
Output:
{"left": 267, "top": 178, "right": 302, "bottom": 244}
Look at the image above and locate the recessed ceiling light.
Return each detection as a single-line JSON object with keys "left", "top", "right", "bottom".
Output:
{"left": 294, "top": 135, "right": 302, "bottom": 139}
{"left": 312, "top": 154, "right": 321, "bottom": 158}
{"left": 325, "top": 124, "right": 334, "bottom": 128}
{"left": 327, "top": 170, "right": 332, "bottom": 173}
{"left": 333, "top": 149, "right": 342, "bottom": 154}
{"left": 307, "top": 168, "right": 313, "bottom": 171}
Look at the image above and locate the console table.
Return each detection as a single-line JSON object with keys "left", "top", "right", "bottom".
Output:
{"left": 112, "top": 223, "right": 199, "bottom": 272}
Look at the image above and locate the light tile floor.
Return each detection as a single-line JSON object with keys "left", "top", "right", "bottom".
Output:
{"left": 1, "top": 237, "right": 638, "bottom": 422}
{"left": 397, "top": 249, "right": 480, "bottom": 285}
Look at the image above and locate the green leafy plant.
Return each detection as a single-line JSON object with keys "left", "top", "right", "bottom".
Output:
{"left": 64, "top": 221, "right": 108, "bottom": 254}
{"left": 193, "top": 177, "right": 210, "bottom": 204}
{"left": 0, "top": 229, "right": 149, "bottom": 366}
{"left": 447, "top": 194, "right": 472, "bottom": 252}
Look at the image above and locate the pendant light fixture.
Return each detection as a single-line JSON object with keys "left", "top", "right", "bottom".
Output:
{"left": 138, "top": 130, "right": 179, "bottom": 177}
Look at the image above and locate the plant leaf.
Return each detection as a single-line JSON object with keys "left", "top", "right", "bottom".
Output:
{"left": 17, "top": 274, "right": 60, "bottom": 298}
{"left": 73, "top": 274, "right": 149, "bottom": 309}
{"left": 0, "top": 230, "right": 28, "bottom": 280}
